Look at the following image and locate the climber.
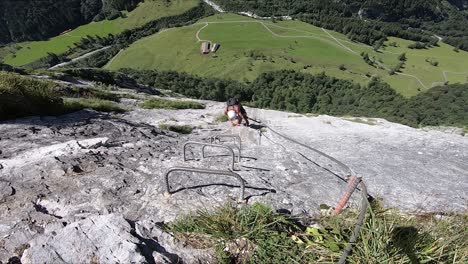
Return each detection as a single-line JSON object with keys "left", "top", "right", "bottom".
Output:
{"left": 224, "top": 98, "right": 250, "bottom": 127}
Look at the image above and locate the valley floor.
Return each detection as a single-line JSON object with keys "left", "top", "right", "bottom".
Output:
{"left": 106, "top": 13, "right": 468, "bottom": 97}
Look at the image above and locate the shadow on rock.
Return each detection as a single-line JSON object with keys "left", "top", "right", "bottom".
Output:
{"left": 127, "top": 220, "right": 181, "bottom": 264}
{"left": 171, "top": 182, "right": 276, "bottom": 201}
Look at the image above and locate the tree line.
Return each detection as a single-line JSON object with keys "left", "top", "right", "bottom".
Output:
{"left": 0, "top": 0, "right": 142, "bottom": 44}
{"left": 66, "top": 68, "right": 468, "bottom": 129}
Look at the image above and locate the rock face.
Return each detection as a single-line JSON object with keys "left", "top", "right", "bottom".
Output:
{"left": 21, "top": 214, "right": 145, "bottom": 264}
{"left": 0, "top": 101, "right": 467, "bottom": 262}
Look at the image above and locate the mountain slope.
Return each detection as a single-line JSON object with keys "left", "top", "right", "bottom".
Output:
{"left": 212, "top": 0, "right": 468, "bottom": 50}
{"left": 1, "top": 0, "right": 200, "bottom": 66}
{"left": 106, "top": 13, "right": 468, "bottom": 97}
{"left": 0, "top": 83, "right": 466, "bottom": 262}
{"left": 0, "top": 0, "right": 142, "bottom": 44}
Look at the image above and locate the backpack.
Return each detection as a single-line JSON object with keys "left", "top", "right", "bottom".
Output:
{"left": 227, "top": 98, "right": 239, "bottom": 106}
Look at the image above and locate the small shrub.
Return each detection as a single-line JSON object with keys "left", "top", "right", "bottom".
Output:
{"left": 393, "top": 61, "right": 405, "bottom": 73}
{"left": 64, "top": 98, "right": 126, "bottom": 113}
{"left": 140, "top": 98, "right": 205, "bottom": 110}
{"left": 425, "top": 58, "right": 439, "bottom": 67}
{"left": 57, "top": 86, "right": 120, "bottom": 102}
{"left": 339, "top": 64, "right": 346, "bottom": 71}
{"left": 159, "top": 123, "right": 193, "bottom": 134}
{"left": 398, "top": 53, "right": 407, "bottom": 62}
{"left": 408, "top": 42, "right": 427, "bottom": 49}
{"left": 215, "top": 114, "right": 228, "bottom": 123}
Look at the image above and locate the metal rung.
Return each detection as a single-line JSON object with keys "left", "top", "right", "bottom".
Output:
{"left": 210, "top": 135, "right": 242, "bottom": 161}
{"left": 164, "top": 166, "right": 246, "bottom": 201}
{"left": 183, "top": 141, "right": 237, "bottom": 171}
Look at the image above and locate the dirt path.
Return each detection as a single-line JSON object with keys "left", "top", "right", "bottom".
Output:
{"left": 321, "top": 28, "right": 358, "bottom": 55}
{"left": 196, "top": 23, "right": 210, "bottom": 42}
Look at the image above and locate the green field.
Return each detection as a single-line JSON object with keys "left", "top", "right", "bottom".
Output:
{"left": 106, "top": 13, "right": 468, "bottom": 97}
{"left": 1, "top": 0, "right": 199, "bottom": 66}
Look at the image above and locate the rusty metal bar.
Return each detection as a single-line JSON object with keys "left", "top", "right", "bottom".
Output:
{"left": 164, "top": 166, "right": 245, "bottom": 201}
{"left": 183, "top": 141, "right": 236, "bottom": 171}
{"left": 338, "top": 180, "right": 368, "bottom": 264}
{"left": 333, "top": 176, "right": 361, "bottom": 216}
{"left": 210, "top": 135, "right": 242, "bottom": 160}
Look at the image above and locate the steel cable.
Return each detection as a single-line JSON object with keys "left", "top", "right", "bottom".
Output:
{"left": 249, "top": 117, "right": 368, "bottom": 263}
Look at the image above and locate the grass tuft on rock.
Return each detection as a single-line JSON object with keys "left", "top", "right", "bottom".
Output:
{"left": 140, "top": 98, "right": 205, "bottom": 110}
{"left": 168, "top": 203, "right": 319, "bottom": 263}
{"left": 64, "top": 98, "right": 126, "bottom": 113}
{"left": 215, "top": 113, "right": 228, "bottom": 123}
{"left": 0, "top": 71, "right": 65, "bottom": 120}
{"left": 57, "top": 86, "right": 121, "bottom": 102}
{"left": 159, "top": 123, "right": 193, "bottom": 134}
{"left": 167, "top": 202, "right": 468, "bottom": 263}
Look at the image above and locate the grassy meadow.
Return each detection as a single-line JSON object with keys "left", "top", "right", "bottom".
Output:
{"left": 106, "top": 13, "right": 468, "bottom": 97}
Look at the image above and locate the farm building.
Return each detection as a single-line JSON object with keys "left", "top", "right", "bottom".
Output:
{"left": 201, "top": 42, "right": 210, "bottom": 54}
{"left": 211, "top": 43, "right": 220, "bottom": 53}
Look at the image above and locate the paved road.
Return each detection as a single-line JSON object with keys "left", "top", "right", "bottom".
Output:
{"left": 49, "top": 46, "right": 111, "bottom": 70}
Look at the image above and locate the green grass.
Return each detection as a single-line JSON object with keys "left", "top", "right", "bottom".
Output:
{"left": 140, "top": 97, "right": 205, "bottom": 110}
{"left": 327, "top": 208, "right": 468, "bottom": 263}
{"left": 0, "top": 72, "right": 67, "bottom": 120}
{"left": 64, "top": 98, "right": 126, "bottom": 113}
{"left": 167, "top": 202, "right": 468, "bottom": 263}
{"left": 168, "top": 202, "right": 320, "bottom": 263}
{"left": 107, "top": 14, "right": 373, "bottom": 84}
{"left": 215, "top": 113, "right": 229, "bottom": 123}
{"left": 159, "top": 123, "right": 193, "bottom": 134}
{"left": 57, "top": 86, "right": 121, "bottom": 102}
{"left": 106, "top": 13, "right": 468, "bottom": 97}
{"left": 343, "top": 117, "right": 378, "bottom": 126}
{"left": 1, "top": 0, "right": 199, "bottom": 66}
{"left": 0, "top": 71, "right": 127, "bottom": 120}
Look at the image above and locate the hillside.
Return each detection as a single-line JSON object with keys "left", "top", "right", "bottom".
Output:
{"left": 1, "top": 0, "right": 199, "bottom": 66}
{"left": 0, "top": 71, "right": 467, "bottom": 263}
{"left": 0, "top": 1, "right": 467, "bottom": 262}
{"left": 106, "top": 13, "right": 468, "bottom": 97}
{"left": 213, "top": 0, "right": 468, "bottom": 51}
{"left": 0, "top": 0, "right": 142, "bottom": 44}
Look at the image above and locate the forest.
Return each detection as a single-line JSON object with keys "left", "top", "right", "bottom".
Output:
{"left": 0, "top": 0, "right": 142, "bottom": 44}
{"left": 214, "top": 0, "right": 468, "bottom": 50}
{"left": 66, "top": 68, "right": 468, "bottom": 129}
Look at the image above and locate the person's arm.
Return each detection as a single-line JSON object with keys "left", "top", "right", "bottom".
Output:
{"left": 224, "top": 106, "right": 228, "bottom": 115}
